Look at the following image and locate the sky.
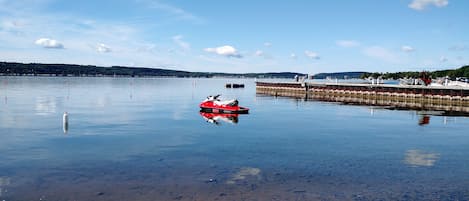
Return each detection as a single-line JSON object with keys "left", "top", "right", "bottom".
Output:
{"left": 0, "top": 0, "right": 468, "bottom": 74}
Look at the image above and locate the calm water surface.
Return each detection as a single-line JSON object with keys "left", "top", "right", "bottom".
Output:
{"left": 1, "top": 77, "right": 469, "bottom": 201}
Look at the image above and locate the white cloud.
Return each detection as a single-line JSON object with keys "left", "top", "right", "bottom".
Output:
{"left": 1, "top": 19, "right": 26, "bottom": 31}
{"left": 137, "top": 0, "right": 202, "bottom": 23}
{"left": 0, "top": 0, "right": 190, "bottom": 69}
{"left": 449, "top": 45, "right": 467, "bottom": 51}
{"left": 172, "top": 35, "right": 190, "bottom": 51}
{"left": 97, "top": 43, "right": 111, "bottom": 53}
{"left": 409, "top": 0, "right": 448, "bottom": 10}
{"left": 204, "top": 45, "right": 241, "bottom": 58}
{"left": 440, "top": 56, "right": 448, "bottom": 62}
{"left": 136, "top": 43, "right": 156, "bottom": 53}
{"left": 264, "top": 42, "right": 272, "bottom": 47}
{"left": 304, "top": 50, "right": 320, "bottom": 59}
{"left": 401, "top": 45, "right": 415, "bottom": 52}
{"left": 35, "top": 38, "right": 64, "bottom": 49}
{"left": 0, "top": 0, "right": 47, "bottom": 15}
{"left": 336, "top": 40, "right": 360, "bottom": 48}
{"left": 290, "top": 53, "right": 297, "bottom": 59}
{"left": 253, "top": 50, "right": 273, "bottom": 59}
{"left": 363, "top": 46, "right": 398, "bottom": 62}
{"left": 254, "top": 50, "right": 263, "bottom": 56}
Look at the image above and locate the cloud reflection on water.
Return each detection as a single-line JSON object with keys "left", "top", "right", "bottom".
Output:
{"left": 226, "top": 167, "right": 261, "bottom": 184}
{"left": 35, "top": 96, "right": 59, "bottom": 116}
{"left": 0, "top": 177, "right": 10, "bottom": 197}
{"left": 404, "top": 149, "right": 440, "bottom": 167}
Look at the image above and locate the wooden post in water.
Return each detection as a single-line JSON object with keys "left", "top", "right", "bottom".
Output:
{"left": 63, "top": 112, "right": 69, "bottom": 134}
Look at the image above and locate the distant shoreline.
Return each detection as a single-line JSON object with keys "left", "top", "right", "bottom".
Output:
{"left": 0, "top": 61, "right": 310, "bottom": 79}
{"left": 0, "top": 74, "right": 260, "bottom": 79}
{"left": 0, "top": 61, "right": 367, "bottom": 79}
{"left": 1, "top": 61, "right": 467, "bottom": 79}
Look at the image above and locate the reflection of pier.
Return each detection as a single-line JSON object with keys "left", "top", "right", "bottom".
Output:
{"left": 256, "top": 82, "right": 469, "bottom": 115}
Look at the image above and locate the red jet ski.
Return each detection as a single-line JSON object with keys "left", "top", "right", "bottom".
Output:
{"left": 199, "top": 95, "right": 249, "bottom": 114}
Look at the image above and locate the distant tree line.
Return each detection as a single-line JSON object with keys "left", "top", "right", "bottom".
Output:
{"left": 313, "top": 72, "right": 367, "bottom": 79}
{"left": 0, "top": 62, "right": 198, "bottom": 77}
{"left": 3, "top": 61, "right": 468, "bottom": 80}
{"left": 360, "top": 65, "right": 469, "bottom": 79}
{"left": 0, "top": 62, "right": 304, "bottom": 78}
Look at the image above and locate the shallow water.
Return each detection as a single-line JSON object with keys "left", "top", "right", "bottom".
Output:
{"left": 1, "top": 77, "right": 469, "bottom": 201}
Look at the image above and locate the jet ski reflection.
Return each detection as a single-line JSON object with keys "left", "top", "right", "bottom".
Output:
{"left": 418, "top": 115, "right": 430, "bottom": 126}
{"left": 200, "top": 112, "right": 239, "bottom": 125}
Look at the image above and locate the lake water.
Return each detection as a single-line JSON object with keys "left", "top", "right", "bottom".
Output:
{"left": 1, "top": 77, "right": 469, "bottom": 201}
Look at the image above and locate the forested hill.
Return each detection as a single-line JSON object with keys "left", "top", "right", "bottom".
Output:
{"left": 2, "top": 61, "right": 467, "bottom": 79}
{"left": 361, "top": 65, "right": 469, "bottom": 79}
{"left": 312, "top": 72, "right": 367, "bottom": 79}
{"left": 0, "top": 62, "right": 305, "bottom": 78}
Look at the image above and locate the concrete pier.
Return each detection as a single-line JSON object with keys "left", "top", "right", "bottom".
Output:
{"left": 256, "top": 81, "right": 469, "bottom": 113}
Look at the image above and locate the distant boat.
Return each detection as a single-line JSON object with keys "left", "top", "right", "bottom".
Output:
{"left": 225, "top": 83, "right": 244, "bottom": 88}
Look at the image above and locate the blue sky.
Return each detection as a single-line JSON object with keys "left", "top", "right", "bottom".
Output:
{"left": 0, "top": 0, "right": 468, "bottom": 73}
